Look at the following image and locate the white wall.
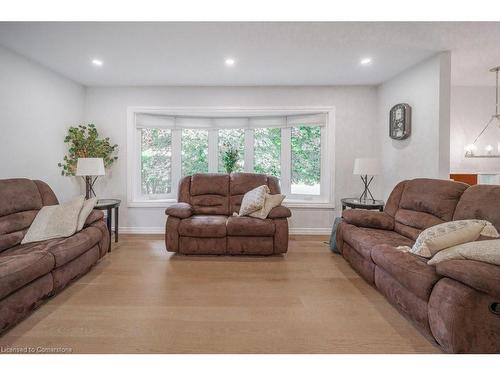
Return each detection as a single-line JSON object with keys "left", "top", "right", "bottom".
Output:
{"left": 450, "top": 85, "right": 500, "bottom": 173}
{"left": 376, "top": 52, "right": 451, "bottom": 199}
{"left": 84, "top": 86, "right": 379, "bottom": 233}
{"left": 0, "top": 45, "right": 86, "bottom": 202}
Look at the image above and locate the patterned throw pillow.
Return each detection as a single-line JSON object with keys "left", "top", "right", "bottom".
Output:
{"left": 411, "top": 219, "right": 499, "bottom": 258}
{"left": 428, "top": 239, "right": 500, "bottom": 266}
{"left": 249, "top": 193, "right": 285, "bottom": 219}
{"left": 238, "top": 185, "right": 270, "bottom": 216}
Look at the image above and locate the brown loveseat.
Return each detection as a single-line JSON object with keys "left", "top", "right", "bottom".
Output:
{"left": 165, "top": 173, "right": 291, "bottom": 255}
{"left": 0, "top": 178, "right": 109, "bottom": 334}
{"left": 336, "top": 178, "right": 500, "bottom": 353}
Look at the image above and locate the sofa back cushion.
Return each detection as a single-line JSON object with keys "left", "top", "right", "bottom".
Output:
{"left": 453, "top": 184, "right": 500, "bottom": 232}
{"left": 189, "top": 173, "right": 230, "bottom": 215}
{"left": 0, "top": 179, "right": 58, "bottom": 252}
{"left": 177, "top": 173, "right": 281, "bottom": 216}
{"left": 392, "top": 178, "right": 468, "bottom": 240}
{"left": 229, "top": 173, "right": 281, "bottom": 214}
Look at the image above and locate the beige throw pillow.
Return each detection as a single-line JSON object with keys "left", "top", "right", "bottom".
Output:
{"left": 22, "top": 196, "right": 85, "bottom": 244}
{"left": 428, "top": 239, "right": 500, "bottom": 266}
{"left": 411, "top": 219, "right": 499, "bottom": 258}
{"left": 249, "top": 193, "right": 285, "bottom": 219}
{"left": 238, "top": 185, "right": 270, "bottom": 216}
{"left": 76, "top": 197, "right": 97, "bottom": 231}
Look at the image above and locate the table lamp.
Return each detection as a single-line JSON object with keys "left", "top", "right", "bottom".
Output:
{"left": 353, "top": 158, "right": 380, "bottom": 202}
{"left": 76, "top": 158, "right": 105, "bottom": 199}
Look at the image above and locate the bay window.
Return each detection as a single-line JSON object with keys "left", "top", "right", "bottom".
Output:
{"left": 129, "top": 109, "right": 332, "bottom": 206}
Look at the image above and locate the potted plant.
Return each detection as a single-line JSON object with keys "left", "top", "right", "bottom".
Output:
{"left": 58, "top": 124, "right": 118, "bottom": 176}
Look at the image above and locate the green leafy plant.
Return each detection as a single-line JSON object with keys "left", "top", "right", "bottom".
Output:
{"left": 58, "top": 124, "right": 118, "bottom": 176}
{"left": 221, "top": 141, "right": 240, "bottom": 173}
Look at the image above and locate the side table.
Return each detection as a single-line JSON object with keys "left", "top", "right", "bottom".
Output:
{"left": 341, "top": 198, "right": 384, "bottom": 212}
{"left": 95, "top": 199, "right": 121, "bottom": 252}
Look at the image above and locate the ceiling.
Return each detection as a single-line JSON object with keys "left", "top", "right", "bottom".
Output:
{"left": 0, "top": 22, "right": 499, "bottom": 87}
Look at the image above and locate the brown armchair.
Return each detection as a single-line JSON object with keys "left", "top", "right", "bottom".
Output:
{"left": 165, "top": 173, "right": 291, "bottom": 255}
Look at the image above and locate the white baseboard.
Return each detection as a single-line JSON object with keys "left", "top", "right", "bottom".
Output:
{"left": 119, "top": 227, "right": 331, "bottom": 235}
{"left": 289, "top": 228, "right": 331, "bottom": 235}
{"left": 119, "top": 227, "right": 164, "bottom": 234}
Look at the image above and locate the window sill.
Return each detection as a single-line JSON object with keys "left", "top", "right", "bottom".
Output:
{"left": 128, "top": 199, "right": 334, "bottom": 210}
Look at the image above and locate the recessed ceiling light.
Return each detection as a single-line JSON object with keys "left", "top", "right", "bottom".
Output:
{"left": 360, "top": 57, "right": 372, "bottom": 66}
{"left": 91, "top": 59, "right": 103, "bottom": 67}
{"left": 225, "top": 58, "right": 235, "bottom": 66}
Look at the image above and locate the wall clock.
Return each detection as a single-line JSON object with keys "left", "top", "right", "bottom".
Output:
{"left": 389, "top": 103, "right": 411, "bottom": 140}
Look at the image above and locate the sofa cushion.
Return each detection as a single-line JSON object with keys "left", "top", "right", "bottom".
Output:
{"left": 0, "top": 179, "right": 43, "bottom": 217}
{"left": 1, "top": 238, "right": 63, "bottom": 256}
{"left": 227, "top": 216, "right": 275, "bottom": 236}
{"left": 45, "top": 226, "right": 102, "bottom": 267}
{"left": 342, "top": 223, "right": 414, "bottom": 259}
{"left": 189, "top": 174, "right": 230, "bottom": 215}
{"left": 342, "top": 209, "right": 394, "bottom": 230}
{"left": 371, "top": 244, "right": 442, "bottom": 301}
{"left": 0, "top": 250, "right": 55, "bottom": 299}
{"left": 453, "top": 184, "right": 500, "bottom": 233}
{"left": 230, "top": 173, "right": 269, "bottom": 196}
{"left": 398, "top": 178, "right": 468, "bottom": 222}
{"left": 178, "top": 215, "right": 227, "bottom": 238}
{"left": 190, "top": 173, "right": 229, "bottom": 196}
{"left": 435, "top": 259, "right": 500, "bottom": 298}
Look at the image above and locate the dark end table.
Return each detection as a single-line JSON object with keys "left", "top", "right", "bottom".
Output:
{"left": 341, "top": 198, "right": 384, "bottom": 212}
{"left": 95, "top": 199, "right": 121, "bottom": 252}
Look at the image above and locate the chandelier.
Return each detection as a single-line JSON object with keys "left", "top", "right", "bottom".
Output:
{"left": 464, "top": 66, "right": 500, "bottom": 158}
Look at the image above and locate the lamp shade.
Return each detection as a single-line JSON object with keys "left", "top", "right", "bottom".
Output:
{"left": 353, "top": 158, "right": 381, "bottom": 176}
{"left": 76, "top": 158, "right": 105, "bottom": 176}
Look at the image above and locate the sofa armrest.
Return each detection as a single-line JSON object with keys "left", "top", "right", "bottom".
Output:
{"left": 342, "top": 209, "right": 394, "bottom": 230}
{"left": 268, "top": 206, "right": 292, "bottom": 219}
{"left": 84, "top": 209, "right": 104, "bottom": 228}
{"left": 436, "top": 260, "right": 500, "bottom": 299}
{"left": 165, "top": 202, "right": 193, "bottom": 219}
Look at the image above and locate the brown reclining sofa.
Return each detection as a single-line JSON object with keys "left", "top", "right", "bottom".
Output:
{"left": 0, "top": 178, "right": 110, "bottom": 334}
{"left": 165, "top": 173, "right": 291, "bottom": 255}
{"left": 336, "top": 178, "right": 500, "bottom": 353}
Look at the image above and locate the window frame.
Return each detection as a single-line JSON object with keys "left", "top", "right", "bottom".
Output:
{"left": 127, "top": 106, "right": 335, "bottom": 208}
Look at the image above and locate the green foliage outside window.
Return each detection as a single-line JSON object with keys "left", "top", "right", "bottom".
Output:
{"left": 291, "top": 126, "right": 321, "bottom": 186}
{"left": 182, "top": 129, "right": 209, "bottom": 176}
{"left": 141, "top": 128, "right": 171, "bottom": 195}
{"left": 254, "top": 127, "right": 281, "bottom": 178}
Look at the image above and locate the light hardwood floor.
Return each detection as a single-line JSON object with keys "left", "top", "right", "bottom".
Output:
{"left": 0, "top": 235, "right": 440, "bottom": 353}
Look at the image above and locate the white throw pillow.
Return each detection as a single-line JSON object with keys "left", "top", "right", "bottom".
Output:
{"left": 411, "top": 219, "right": 499, "bottom": 258}
{"left": 238, "top": 185, "right": 270, "bottom": 216}
{"left": 428, "top": 239, "right": 500, "bottom": 266}
{"left": 22, "top": 196, "right": 85, "bottom": 244}
{"left": 249, "top": 193, "right": 285, "bottom": 219}
{"left": 76, "top": 197, "right": 97, "bottom": 231}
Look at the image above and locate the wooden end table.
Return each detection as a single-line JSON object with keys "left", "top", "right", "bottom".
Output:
{"left": 95, "top": 199, "right": 121, "bottom": 252}
{"left": 341, "top": 198, "right": 384, "bottom": 212}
